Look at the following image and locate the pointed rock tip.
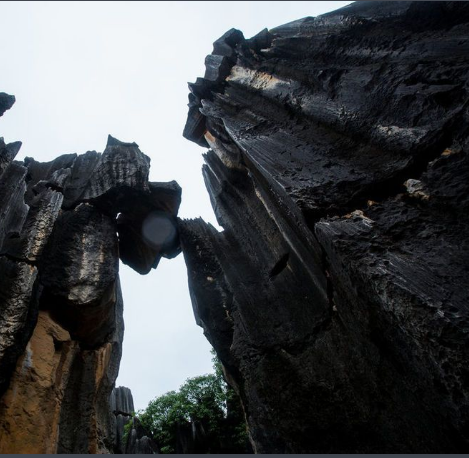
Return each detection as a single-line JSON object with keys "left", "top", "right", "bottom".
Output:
{"left": 106, "top": 134, "right": 139, "bottom": 148}
{"left": 0, "top": 92, "right": 16, "bottom": 116}
{"left": 8, "top": 141, "right": 22, "bottom": 155}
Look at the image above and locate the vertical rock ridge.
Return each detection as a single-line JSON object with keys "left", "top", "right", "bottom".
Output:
{"left": 181, "top": 1, "right": 469, "bottom": 453}
{"left": 0, "top": 95, "right": 181, "bottom": 452}
{"left": 110, "top": 386, "right": 159, "bottom": 454}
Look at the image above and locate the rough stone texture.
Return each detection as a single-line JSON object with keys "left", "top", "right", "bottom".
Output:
{"left": 181, "top": 1, "right": 469, "bottom": 453}
{"left": 55, "top": 279, "right": 124, "bottom": 454}
{"left": 0, "top": 311, "right": 79, "bottom": 454}
{"left": 39, "top": 202, "right": 119, "bottom": 348}
{"left": 125, "top": 417, "right": 159, "bottom": 454}
{"left": 116, "top": 180, "right": 181, "bottom": 275}
{"left": 0, "top": 93, "right": 19, "bottom": 177}
{"left": 110, "top": 387, "right": 159, "bottom": 454}
{"left": 0, "top": 138, "right": 22, "bottom": 178}
{"left": 111, "top": 386, "right": 134, "bottom": 454}
{"left": 0, "top": 98, "right": 180, "bottom": 452}
{"left": 111, "top": 385, "right": 135, "bottom": 415}
{"left": 0, "top": 258, "right": 39, "bottom": 396}
{"left": 0, "top": 93, "right": 15, "bottom": 118}
{"left": 115, "top": 414, "right": 131, "bottom": 454}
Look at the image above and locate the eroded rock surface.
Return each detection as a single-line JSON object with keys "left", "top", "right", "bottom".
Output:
{"left": 0, "top": 93, "right": 15, "bottom": 117}
{"left": 125, "top": 417, "right": 159, "bottom": 454}
{"left": 111, "top": 387, "right": 159, "bottom": 454}
{"left": 111, "top": 386, "right": 135, "bottom": 454}
{"left": 181, "top": 1, "right": 469, "bottom": 453}
{"left": 0, "top": 311, "right": 78, "bottom": 453}
{"left": 0, "top": 96, "right": 180, "bottom": 453}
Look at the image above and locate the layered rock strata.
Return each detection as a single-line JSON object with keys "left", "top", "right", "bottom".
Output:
{"left": 181, "top": 1, "right": 469, "bottom": 453}
{"left": 0, "top": 98, "right": 180, "bottom": 453}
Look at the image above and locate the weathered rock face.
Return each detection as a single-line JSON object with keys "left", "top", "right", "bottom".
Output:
{"left": 181, "top": 1, "right": 469, "bottom": 453}
{"left": 125, "top": 417, "right": 159, "bottom": 454}
{"left": 0, "top": 97, "right": 180, "bottom": 453}
{"left": 0, "top": 93, "right": 15, "bottom": 118}
{"left": 111, "top": 386, "right": 159, "bottom": 454}
{"left": 111, "top": 386, "right": 135, "bottom": 454}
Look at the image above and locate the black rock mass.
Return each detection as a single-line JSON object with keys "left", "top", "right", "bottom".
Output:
{"left": 181, "top": 1, "right": 469, "bottom": 453}
{"left": 0, "top": 1, "right": 468, "bottom": 454}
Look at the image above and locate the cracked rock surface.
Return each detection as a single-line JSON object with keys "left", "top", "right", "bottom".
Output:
{"left": 181, "top": 1, "right": 469, "bottom": 453}
{"left": 0, "top": 96, "right": 180, "bottom": 453}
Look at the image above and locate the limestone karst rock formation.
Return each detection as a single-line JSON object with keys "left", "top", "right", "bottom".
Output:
{"left": 111, "top": 386, "right": 159, "bottom": 454}
{"left": 0, "top": 0, "right": 468, "bottom": 454}
{"left": 0, "top": 94, "right": 180, "bottom": 453}
{"left": 181, "top": 1, "right": 469, "bottom": 453}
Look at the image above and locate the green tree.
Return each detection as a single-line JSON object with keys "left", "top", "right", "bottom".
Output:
{"left": 137, "top": 350, "right": 251, "bottom": 454}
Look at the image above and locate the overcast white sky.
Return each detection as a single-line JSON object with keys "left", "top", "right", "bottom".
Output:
{"left": 0, "top": 1, "right": 351, "bottom": 411}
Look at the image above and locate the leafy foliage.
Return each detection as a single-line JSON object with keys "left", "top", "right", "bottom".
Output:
{"left": 137, "top": 350, "right": 251, "bottom": 454}
{"left": 122, "top": 415, "right": 134, "bottom": 447}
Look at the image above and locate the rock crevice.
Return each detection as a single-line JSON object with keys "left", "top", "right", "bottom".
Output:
{"left": 1, "top": 1, "right": 468, "bottom": 454}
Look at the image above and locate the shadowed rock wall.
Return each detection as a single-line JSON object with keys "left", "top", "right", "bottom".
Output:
{"left": 181, "top": 1, "right": 469, "bottom": 453}
{"left": 0, "top": 98, "right": 180, "bottom": 453}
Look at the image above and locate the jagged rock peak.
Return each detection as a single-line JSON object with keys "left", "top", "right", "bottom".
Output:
{"left": 0, "top": 92, "right": 15, "bottom": 117}
{"left": 106, "top": 134, "right": 139, "bottom": 148}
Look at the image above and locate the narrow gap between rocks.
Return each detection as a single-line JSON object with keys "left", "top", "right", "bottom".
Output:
{"left": 115, "top": 256, "right": 214, "bottom": 413}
